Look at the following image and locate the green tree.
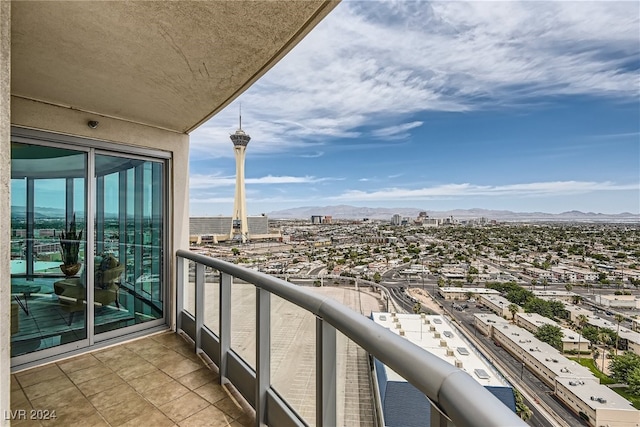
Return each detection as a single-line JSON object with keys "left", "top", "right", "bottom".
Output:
{"left": 507, "top": 304, "right": 520, "bottom": 322}
{"left": 534, "top": 324, "right": 563, "bottom": 350}
{"left": 576, "top": 314, "right": 588, "bottom": 362}
{"left": 373, "top": 271, "right": 381, "bottom": 283}
{"left": 582, "top": 325, "right": 599, "bottom": 344}
{"left": 231, "top": 247, "right": 240, "bottom": 256}
{"left": 609, "top": 352, "right": 640, "bottom": 384}
{"left": 413, "top": 302, "right": 422, "bottom": 314}
{"left": 513, "top": 388, "right": 532, "bottom": 421}
{"left": 627, "top": 366, "right": 640, "bottom": 395}
{"left": 614, "top": 314, "right": 625, "bottom": 356}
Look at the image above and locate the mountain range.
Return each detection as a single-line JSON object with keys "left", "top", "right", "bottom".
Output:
{"left": 266, "top": 205, "right": 640, "bottom": 222}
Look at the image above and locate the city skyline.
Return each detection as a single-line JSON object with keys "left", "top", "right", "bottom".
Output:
{"left": 189, "top": 1, "right": 639, "bottom": 216}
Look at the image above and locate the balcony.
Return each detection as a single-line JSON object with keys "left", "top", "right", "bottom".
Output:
{"left": 9, "top": 253, "right": 524, "bottom": 427}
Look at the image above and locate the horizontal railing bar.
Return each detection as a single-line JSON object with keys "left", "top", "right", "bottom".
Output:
{"left": 177, "top": 250, "right": 525, "bottom": 427}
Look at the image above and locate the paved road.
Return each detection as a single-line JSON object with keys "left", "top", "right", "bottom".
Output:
{"left": 433, "top": 290, "right": 588, "bottom": 427}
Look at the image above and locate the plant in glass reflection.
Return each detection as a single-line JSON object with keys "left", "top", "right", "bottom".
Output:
{"left": 60, "top": 214, "right": 83, "bottom": 266}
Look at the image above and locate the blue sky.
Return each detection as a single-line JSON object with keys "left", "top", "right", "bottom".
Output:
{"left": 189, "top": 0, "right": 640, "bottom": 216}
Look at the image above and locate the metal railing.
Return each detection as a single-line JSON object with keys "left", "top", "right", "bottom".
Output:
{"left": 176, "top": 250, "right": 525, "bottom": 427}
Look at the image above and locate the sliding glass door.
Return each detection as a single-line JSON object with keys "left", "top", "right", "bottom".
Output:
{"left": 94, "top": 154, "right": 164, "bottom": 335}
{"left": 10, "top": 133, "right": 168, "bottom": 365}
{"left": 10, "top": 143, "right": 88, "bottom": 356}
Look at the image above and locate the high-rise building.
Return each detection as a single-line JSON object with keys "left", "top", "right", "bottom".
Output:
{"left": 230, "top": 114, "right": 251, "bottom": 242}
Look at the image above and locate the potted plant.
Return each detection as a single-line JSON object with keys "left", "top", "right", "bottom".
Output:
{"left": 59, "top": 214, "right": 83, "bottom": 277}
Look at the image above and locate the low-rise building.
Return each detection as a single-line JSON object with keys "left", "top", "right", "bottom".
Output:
{"left": 478, "top": 294, "right": 518, "bottom": 319}
{"left": 373, "top": 312, "right": 516, "bottom": 426}
{"left": 594, "top": 294, "right": 640, "bottom": 309}
{"left": 587, "top": 316, "right": 640, "bottom": 356}
{"left": 476, "top": 320, "right": 639, "bottom": 426}
{"left": 438, "top": 287, "right": 499, "bottom": 301}
{"left": 555, "top": 377, "right": 639, "bottom": 427}
{"left": 532, "top": 290, "right": 576, "bottom": 302}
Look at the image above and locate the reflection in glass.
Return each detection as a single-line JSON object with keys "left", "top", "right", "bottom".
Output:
{"left": 94, "top": 155, "right": 164, "bottom": 334}
{"left": 10, "top": 143, "right": 87, "bottom": 356}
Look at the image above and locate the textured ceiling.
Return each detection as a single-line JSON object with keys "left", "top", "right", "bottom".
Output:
{"left": 11, "top": 1, "right": 338, "bottom": 133}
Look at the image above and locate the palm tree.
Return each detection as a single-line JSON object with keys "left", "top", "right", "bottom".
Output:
{"left": 508, "top": 303, "right": 519, "bottom": 322}
{"left": 614, "top": 314, "right": 625, "bottom": 356}
{"left": 598, "top": 332, "right": 612, "bottom": 373}
{"left": 576, "top": 314, "right": 588, "bottom": 362}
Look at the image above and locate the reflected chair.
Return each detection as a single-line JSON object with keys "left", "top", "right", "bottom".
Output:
{"left": 54, "top": 257, "right": 125, "bottom": 325}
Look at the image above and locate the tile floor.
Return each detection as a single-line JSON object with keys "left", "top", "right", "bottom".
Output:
{"left": 10, "top": 332, "right": 254, "bottom": 426}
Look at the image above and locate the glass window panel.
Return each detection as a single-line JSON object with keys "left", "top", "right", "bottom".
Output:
{"left": 230, "top": 281, "right": 256, "bottom": 368}
{"left": 203, "top": 267, "right": 220, "bottom": 335}
{"left": 270, "top": 295, "right": 316, "bottom": 425}
{"left": 94, "top": 154, "right": 164, "bottom": 334}
{"left": 10, "top": 142, "right": 87, "bottom": 356}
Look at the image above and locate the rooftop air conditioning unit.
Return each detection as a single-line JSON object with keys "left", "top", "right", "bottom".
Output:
{"left": 455, "top": 360, "right": 463, "bottom": 368}
{"left": 430, "top": 325, "right": 436, "bottom": 331}
{"left": 395, "top": 323, "right": 402, "bottom": 329}
{"left": 421, "top": 313, "right": 426, "bottom": 319}
{"left": 434, "top": 332, "right": 441, "bottom": 338}
{"left": 423, "top": 319, "right": 429, "bottom": 324}
{"left": 399, "top": 330, "right": 405, "bottom": 336}
{"left": 446, "top": 348, "right": 454, "bottom": 356}
{"left": 440, "top": 340, "right": 447, "bottom": 347}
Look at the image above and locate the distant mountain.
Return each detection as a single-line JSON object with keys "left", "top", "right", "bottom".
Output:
{"left": 266, "top": 205, "right": 640, "bottom": 222}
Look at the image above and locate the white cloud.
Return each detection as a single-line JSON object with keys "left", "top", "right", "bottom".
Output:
{"left": 189, "top": 174, "right": 341, "bottom": 189}
{"left": 332, "top": 180, "right": 639, "bottom": 201}
{"left": 190, "top": 1, "right": 639, "bottom": 159}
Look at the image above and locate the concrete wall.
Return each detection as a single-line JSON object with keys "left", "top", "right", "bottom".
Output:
{"left": 10, "top": 97, "right": 190, "bottom": 330}
{"left": 0, "top": 2, "right": 10, "bottom": 423}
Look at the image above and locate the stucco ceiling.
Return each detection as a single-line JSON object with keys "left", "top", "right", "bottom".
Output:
{"left": 11, "top": 1, "right": 338, "bottom": 133}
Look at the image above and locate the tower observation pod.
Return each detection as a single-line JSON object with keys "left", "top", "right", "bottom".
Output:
{"left": 230, "top": 112, "right": 251, "bottom": 242}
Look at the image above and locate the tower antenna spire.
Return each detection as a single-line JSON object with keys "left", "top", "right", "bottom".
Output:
{"left": 239, "top": 103, "right": 242, "bottom": 130}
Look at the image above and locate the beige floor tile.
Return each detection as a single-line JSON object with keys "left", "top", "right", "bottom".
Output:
{"left": 93, "top": 346, "right": 137, "bottom": 369}
{"left": 153, "top": 332, "right": 190, "bottom": 349}
{"left": 178, "top": 405, "right": 234, "bottom": 427}
{"left": 214, "top": 397, "right": 245, "bottom": 419}
{"left": 176, "top": 367, "right": 215, "bottom": 390}
{"left": 11, "top": 375, "right": 22, "bottom": 391}
{"left": 119, "top": 408, "right": 176, "bottom": 427}
{"left": 233, "top": 413, "right": 255, "bottom": 427}
{"left": 11, "top": 416, "right": 42, "bottom": 427}
{"left": 150, "top": 349, "right": 187, "bottom": 367}
{"left": 15, "top": 364, "right": 64, "bottom": 388}
{"left": 114, "top": 358, "right": 158, "bottom": 381}
{"left": 57, "top": 354, "right": 101, "bottom": 374}
{"left": 141, "top": 379, "right": 190, "bottom": 406}
{"left": 88, "top": 383, "right": 138, "bottom": 412}
{"left": 128, "top": 369, "right": 173, "bottom": 393}
{"left": 99, "top": 394, "right": 154, "bottom": 426}
{"left": 159, "top": 391, "right": 210, "bottom": 423}
{"left": 8, "top": 390, "right": 33, "bottom": 417}
{"left": 39, "top": 399, "right": 100, "bottom": 426}
{"left": 66, "top": 363, "right": 113, "bottom": 385}
{"left": 76, "top": 372, "right": 125, "bottom": 397}
{"left": 22, "top": 376, "right": 75, "bottom": 401}
{"left": 193, "top": 382, "right": 228, "bottom": 405}
{"left": 30, "top": 385, "right": 87, "bottom": 412}
{"left": 11, "top": 388, "right": 29, "bottom": 407}
{"left": 161, "top": 358, "right": 203, "bottom": 379}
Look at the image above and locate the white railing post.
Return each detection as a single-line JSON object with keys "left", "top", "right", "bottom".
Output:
{"left": 195, "top": 262, "right": 205, "bottom": 353}
{"left": 219, "top": 272, "right": 232, "bottom": 384}
{"left": 316, "top": 317, "right": 336, "bottom": 427}
{"left": 255, "top": 288, "right": 271, "bottom": 426}
{"left": 176, "top": 255, "right": 184, "bottom": 332}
